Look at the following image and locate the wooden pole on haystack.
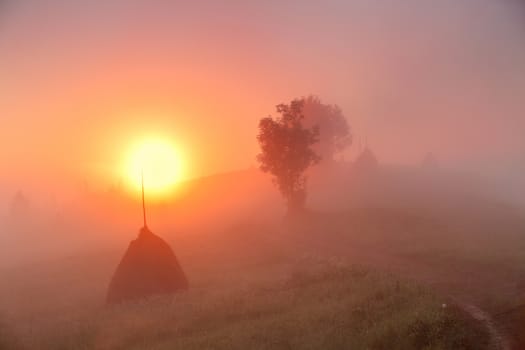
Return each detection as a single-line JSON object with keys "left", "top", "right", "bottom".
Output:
{"left": 141, "top": 168, "right": 147, "bottom": 229}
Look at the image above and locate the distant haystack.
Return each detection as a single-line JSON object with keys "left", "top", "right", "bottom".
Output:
{"left": 9, "top": 191, "right": 30, "bottom": 220}
{"left": 421, "top": 152, "right": 439, "bottom": 171}
{"left": 353, "top": 147, "right": 378, "bottom": 173}
{"left": 106, "top": 226, "right": 188, "bottom": 304}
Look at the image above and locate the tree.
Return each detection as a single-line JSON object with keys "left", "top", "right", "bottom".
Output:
{"left": 257, "top": 99, "right": 320, "bottom": 215}
{"left": 301, "top": 95, "right": 352, "bottom": 162}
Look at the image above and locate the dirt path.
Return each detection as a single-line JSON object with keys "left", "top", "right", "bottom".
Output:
{"left": 365, "top": 253, "right": 514, "bottom": 349}
{"left": 289, "top": 221, "right": 520, "bottom": 348}
{"left": 456, "top": 301, "right": 512, "bottom": 350}
{"left": 327, "top": 246, "right": 516, "bottom": 350}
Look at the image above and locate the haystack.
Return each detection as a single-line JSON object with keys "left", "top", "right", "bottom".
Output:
{"left": 106, "top": 226, "right": 188, "bottom": 304}
{"left": 354, "top": 147, "right": 378, "bottom": 173}
{"left": 421, "top": 152, "right": 439, "bottom": 170}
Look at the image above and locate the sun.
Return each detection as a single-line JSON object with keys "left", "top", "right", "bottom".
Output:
{"left": 124, "top": 138, "right": 182, "bottom": 197}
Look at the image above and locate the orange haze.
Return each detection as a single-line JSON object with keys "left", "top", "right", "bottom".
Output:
{"left": 0, "top": 0, "right": 524, "bottom": 203}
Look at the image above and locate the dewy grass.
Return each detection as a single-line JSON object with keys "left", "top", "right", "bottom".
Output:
{"left": 1, "top": 260, "right": 490, "bottom": 350}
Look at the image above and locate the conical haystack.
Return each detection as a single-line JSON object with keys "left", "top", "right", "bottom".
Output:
{"left": 106, "top": 226, "right": 188, "bottom": 304}
{"left": 354, "top": 147, "right": 378, "bottom": 173}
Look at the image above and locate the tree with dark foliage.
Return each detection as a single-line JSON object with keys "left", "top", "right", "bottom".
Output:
{"left": 301, "top": 95, "right": 352, "bottom": 162}
{"left": 257, "top": 99, "right": 320, "bottom": 216}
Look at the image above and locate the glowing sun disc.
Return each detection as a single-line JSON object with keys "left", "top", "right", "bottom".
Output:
{"left": 125, "top": 139, "right": 181, "bottom": 195}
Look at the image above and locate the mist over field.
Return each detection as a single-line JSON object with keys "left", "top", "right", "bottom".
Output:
{"left": 0, "top": 0, "right": 524, "bottom": 349}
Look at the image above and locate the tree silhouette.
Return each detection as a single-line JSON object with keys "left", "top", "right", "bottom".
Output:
{"left": 257, "top": 99, "right": 320, "bottom": 215}
{"left": 301, "top": 95, "right": 352, "bottom": 162}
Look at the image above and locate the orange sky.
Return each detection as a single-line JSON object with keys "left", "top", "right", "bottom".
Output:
{"left": 0, "top": 0, "right": 524, "bottom": 199}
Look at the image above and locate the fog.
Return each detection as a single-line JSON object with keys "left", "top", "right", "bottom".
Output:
{"left": 0, "top": 0, "right": 523, "bottom": 261}
{"left": 1, "top": 0, "right": 524, "bottom": 185}
{"left": 0, "top": 2, "right": 525, "bottom": 348}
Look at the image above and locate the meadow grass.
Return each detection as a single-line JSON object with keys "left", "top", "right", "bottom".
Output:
{"left": 0, "top": 259, "right": 489, "bottom": 350}
{"left": 4, "top": 198, "right": 520, "bottom": 349}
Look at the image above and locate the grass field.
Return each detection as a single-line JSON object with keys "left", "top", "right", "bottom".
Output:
{"left": 2, "top": 183, "right": 525, "bottom": 349}
{"left": 0, "top": 257, "right": 489, "bottom": 350}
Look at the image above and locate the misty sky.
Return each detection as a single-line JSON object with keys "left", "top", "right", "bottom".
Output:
{"left": 0, "top": 0, "right": 524, "bottom": 198}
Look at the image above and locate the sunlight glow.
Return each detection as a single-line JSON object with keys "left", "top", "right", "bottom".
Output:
{"left": 125, "top": 138, "right": 182, "bottom": 197}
